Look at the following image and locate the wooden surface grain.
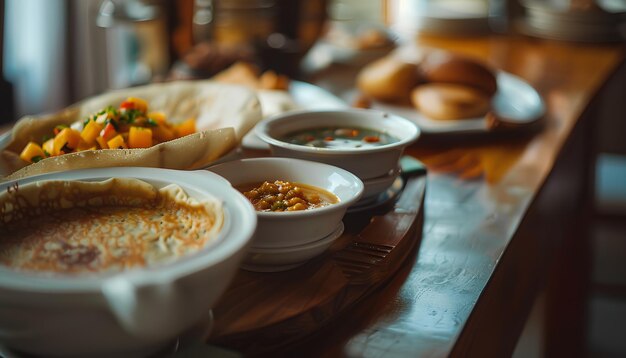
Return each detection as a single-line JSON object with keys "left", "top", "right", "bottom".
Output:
{"left": 268, "top": 35, "right": 625, "bottom": 357}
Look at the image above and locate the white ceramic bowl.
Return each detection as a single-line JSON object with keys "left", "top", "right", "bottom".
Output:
{"left": 255, "top": 109, "right": 420, "bottom": 180}
{"left": 360, "top": 166, "right": 401, "bottom": 202}
{"left": 242, "top": 222, "right": 345, "bottom": 272}
{"left": 208, "top": 158, "right": 363, "bottom": 249}
{"left": 0, "top": 167, "right": 256, "bottom": 357}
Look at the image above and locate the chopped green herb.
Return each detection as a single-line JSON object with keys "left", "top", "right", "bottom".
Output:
{"left": 120, "top": 109, "right": 143, "bottom": 124}
{"left": 146, "top": 118, "right": 158, "bottom": 127}
{"left": 271, "top": 201, "right": 287, "bottom": 211}
{"left": 43, "top": 150, "right": 50, "bottom": 157}
{"left": 54, "top": 124, "right": 69, "bottom": 131}
{"left": 31, "top": 155, "right": 43, "bottom": 163}
{"left": 42, "top": 134, "right": 52, "bottom": 142}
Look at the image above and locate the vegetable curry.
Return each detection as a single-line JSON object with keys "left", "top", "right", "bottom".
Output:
{"left": 237, "top": 180, "right": 339, "bottom": 212}
{"left": 19, "top": 97, "right": 196, "bottom": 164}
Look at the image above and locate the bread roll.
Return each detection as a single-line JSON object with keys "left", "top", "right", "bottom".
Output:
{"left": 357, "top": 57, "right": 420, "bottom": 103}
{"left": 421, "top": 52, "right": 498, "bottom": 96}
{"left": 411, "top": 83, "right": 491, "bottom": 120}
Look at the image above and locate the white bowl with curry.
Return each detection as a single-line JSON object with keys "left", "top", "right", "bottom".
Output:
{"left": 0, "top": 167, "right": 256, "bottom": 357}
{"left": 209, "top": 158, "right": 363, "bottom": 250}
{"left": 255, "top": 109, "right": 420, "bottom": 180}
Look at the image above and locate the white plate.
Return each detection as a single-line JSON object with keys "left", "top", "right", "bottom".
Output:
{"left": 241, "top": 81, "right": 348, "bottom": 150}
{"left": 371, "top": 71, "right": 545, "bottom": 135}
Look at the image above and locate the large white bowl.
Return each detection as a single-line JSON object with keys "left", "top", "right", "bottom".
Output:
{"left": 255, "top": 109, "right": 420, "bottom": 180}
{"left": 209, "top": 158, "right": 363, "bottom": 249}
{"left": 0, "top": 167, "right": 256, "bottom": 357}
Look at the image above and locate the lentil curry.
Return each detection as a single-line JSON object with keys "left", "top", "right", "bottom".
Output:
{"left": 237, "top": 180, "right": 339, "bottom": 212}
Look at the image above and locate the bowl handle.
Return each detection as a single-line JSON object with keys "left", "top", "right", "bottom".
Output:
{"left": 102, "top": 276, "right": 186, "bottom": 339}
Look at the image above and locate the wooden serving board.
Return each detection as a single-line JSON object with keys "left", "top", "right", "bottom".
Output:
{"left": 207, "top": 174, "right": 426, "bottom": 354}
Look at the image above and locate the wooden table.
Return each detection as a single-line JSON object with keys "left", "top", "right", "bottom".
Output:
{"left": 1, "top": 33, "right": 622, "bottom": 358}
{"left": 260, "top": 35, "right": 625, "bottom": 357}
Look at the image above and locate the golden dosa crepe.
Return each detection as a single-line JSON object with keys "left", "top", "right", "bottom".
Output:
{"left": 1, "top": 80, "right": 262, "bottom": 180}
{"left": 0, "top": 178, "right": 223, "bottom": 275}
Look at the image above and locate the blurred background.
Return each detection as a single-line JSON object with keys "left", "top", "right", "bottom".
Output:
{"left": 2, "top": 0, "right": 622, "bottom": 121}
{"left": 1, "top": 1, "right": 625, "bottom": 357}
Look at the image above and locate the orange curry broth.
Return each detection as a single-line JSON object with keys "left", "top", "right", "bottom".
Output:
{"left": 236, "top": 180, "right": 339, "bottom": 212}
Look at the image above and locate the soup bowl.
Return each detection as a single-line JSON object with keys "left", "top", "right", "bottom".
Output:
{"left": 209, "top": 158, "right": 363, "bottom": 251}
{"left": 255, "top": 109, "right": 420, "bottom": 180}
{"left": 0, "top": 167, "right": 256, "bottom": 357}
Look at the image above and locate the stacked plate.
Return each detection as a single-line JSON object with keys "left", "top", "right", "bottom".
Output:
{"left": 243, "top": 223, "right": 345, "bottom": 272}
{"left": 519, "top": 0, "right": 626, "bottom": 42}
{"left": 349, "top": 166, "right": 402, "bottom": 210}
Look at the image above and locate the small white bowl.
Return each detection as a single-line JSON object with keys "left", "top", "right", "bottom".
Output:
{"left": 0, "top": 167, "right": 256, "bottom": 357}
{"left": 208, "top": 158, "right": 363, "bottom": 249}
{"left": 360, "top": 166, "right": 401, "bottom": 201}
{"left": 255, "top": 109, "right": 420, "bottom": 180}
{"left": 242, "top": 222, "right": 345, "bottom": 272}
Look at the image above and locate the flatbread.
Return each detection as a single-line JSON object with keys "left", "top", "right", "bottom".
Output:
{"left": 1, "top": 80, "right": 262, "bottom": 179}
{"left": 3, "top": 128, "right": 236, "bottom": 181}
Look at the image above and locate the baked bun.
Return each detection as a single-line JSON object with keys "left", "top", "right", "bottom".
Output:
{"left": 357, "top": 57, "right": 420, "bottom": 103}
{"left": 421, "top": 52, "right": 498, "bottom": 96}
{"left": 411, "top": 83, "right": 491, "bottom": 120}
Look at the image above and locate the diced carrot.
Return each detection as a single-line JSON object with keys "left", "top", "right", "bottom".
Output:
{"left": 363, "top": 136, "right": 380, "bottom": 143}
{"left": 81, "top": 120, "right": 104, "bottom": 146}
{"left": 96, "top": 136, "right": 108, "bottom": 149}
{"left": 120, "top": 101, "right": 134, "bottom": 110}
{"left": 53, "top": 128, "right": 82, "bottom": 155}
{"left": 76, "top": 140, "right": 95, "bottom": 151}
{"left": 128, "top": 126, "right": 152, "bottom": 148}
{"left": 153, "top": 125, "right": 176, "bottom": 143}
{"left": 100, "top": 122, "right": 117, "bottom": 142}
{"left": 19, "top": 142, "right": 46, "bottom": 163}
{"left": 147, "top": 112, "right": 167, "bottom": 124}
{"left": 123, "top": 97, "right": 148, "bottom": 113}
{"left": 107, "top": 134, "right": 127, "bottom": 149}
{"left": 175, "top": 118, "right": 196, "bottom": 138}
{"left": 53, "top": 125, "right": 68, "bottom": 136}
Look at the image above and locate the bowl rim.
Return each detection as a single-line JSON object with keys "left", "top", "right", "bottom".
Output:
{"left": 208, "top": 157, "right": 364, "bottom": 217}
{"left": 255, "top": 108, "right": 420, "bottom": 155}
{"left": 0, "top": 167, "right": 257, "bottom": 293}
